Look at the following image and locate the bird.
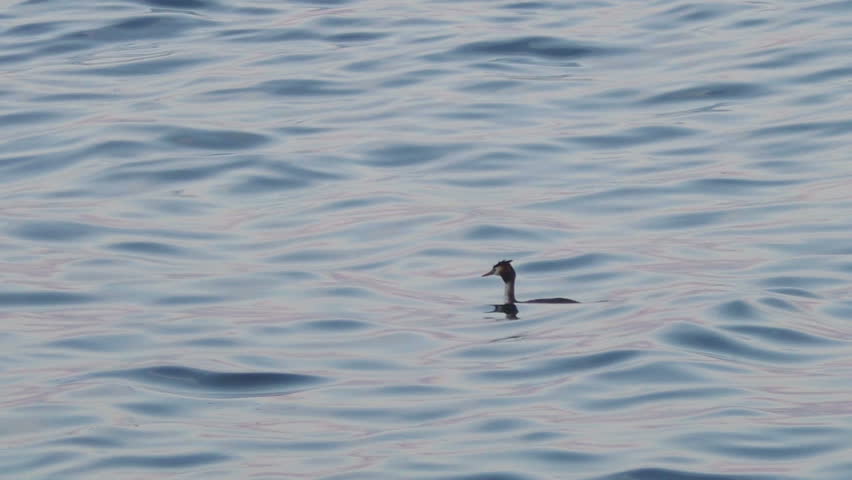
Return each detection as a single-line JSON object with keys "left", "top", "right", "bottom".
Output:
{"left": 482, "top": 259, "right": 579, "bottom": 305}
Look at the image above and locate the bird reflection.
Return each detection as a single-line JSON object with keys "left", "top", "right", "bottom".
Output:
{"left": 488, "top": 302, "right": 519, "bottom": 320}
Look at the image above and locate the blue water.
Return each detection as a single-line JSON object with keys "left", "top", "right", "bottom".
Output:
{"left": 3, "top": 0, "right": 852, "bottom": 478}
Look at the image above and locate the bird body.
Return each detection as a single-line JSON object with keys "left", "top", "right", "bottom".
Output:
{"left": 482, "top": 259, "right": 579, "bottom": 305}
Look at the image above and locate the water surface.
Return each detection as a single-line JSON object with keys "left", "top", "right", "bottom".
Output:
{"left": 3, "top": 0, "right": 852, "bottom": 479}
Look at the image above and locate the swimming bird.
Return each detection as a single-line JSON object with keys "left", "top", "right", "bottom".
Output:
{"left": 482, "top": 259, "right": 579, "bottom": 304}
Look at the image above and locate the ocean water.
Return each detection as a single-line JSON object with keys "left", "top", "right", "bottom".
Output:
{"left": 3, "top": 0, "right": 852, "bottom": 478}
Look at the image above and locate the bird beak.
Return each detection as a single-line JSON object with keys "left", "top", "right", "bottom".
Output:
{"left": 482, "top": 267, "right": 496, "bottom": 277}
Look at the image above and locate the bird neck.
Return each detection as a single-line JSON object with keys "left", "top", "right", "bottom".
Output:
{"left": 503, "top": 277, "right": 517, "bottom": 304}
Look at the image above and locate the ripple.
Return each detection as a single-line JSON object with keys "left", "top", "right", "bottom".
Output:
{"left": 465, "top": 225, "right": 541, "bottom": 240}
{"left": 661, "top": 323, "right": 817, "bottom": 363}
{"left": 142, "top": 0, "right": 219, "bottom": 9}
{"left": 767, "top": 287, "right": 820, "bottom": 298}
{"left": 76, "top": 57, "right": 206, "bottom": 76}
{"left": 437, "top": 473, "right": 536, "bottom": 480}
{"left": 108, "top": 241, "right": 185, "bottom": 256}
{"left": 594, "top": 468, "right": 783, "bottom": 480}
{"left": 6, "top": 20, "right": 66, "bottom": 37}
{"left": 592, "top": 361, "right": 710, "bottom": 384}
{"left": 640, "top": 205, "right": 788, "bottom": 230}
{"left": 454, "top": 342, "right": 558, "bottom": 359}
{"left": 759, "top": 276, "right": 843, "bottom": 288}
{"left": 569, "top": 126, "right": 698, "bottom": 148}
{"left": 155, "top": 294, "right": 227, "bottom": 305}
{"left": 327, "top": 31, "right": 388, "bottom": 43}
{"left": 759, "top": 297, "right": 798, "bottom": 311}
{"left": 721, "top": 325, "right": 842, "bottom": 346}
{"left": 91, "top": 15, "right": 211, "bottom": 41}
{"left": 91, "top": 366, "right": 327, "bottom": 397}
{"left": 804, "top": 1, "right": 852, "bottom": 13}
{"left": 473, "top": 350, "right": 641, "bottom": 381}
{"left": 640, "top": 210, "right": 725, "bottom": 229}
{"left": 581, "top": 387, "right": 741, "bottom": 411}
{"left": 10, "top": 220, "right": 106, "bottom": 242}
{"left": 96, "top": 157, "right": 249, "bottom": 186}
{"left": 48, "top": 334, "right": 148, "bottom": 352}
{"left": 0, "top": 110, "right": 62, "bottom": 126}
{"left": 75, "top": 453, "right": 230, "bottom": 473}
{"left": 0, "top": 452, "right": 79, "bottom": 477}
{"left": 0, "top": 291, "right": 97, "bottom": 307}
{"left": 523, "top": 254, "right": 624, "bottom": 272}
{"left": 673, "top": 428, "right": 842, "bottom": 460}
{"left": 163, "top": 127, "right": 269, "bottom": 150}
{"left": 743, "top": 49, "right": 824, "bottom": 70}
{"left": 217, "top": 28, "right": 320, "bottom": 43}
{"left": 365, "top": 143, "right": 465, "bottom": 167}
{"left": 683, "top": 178, "right": 800, "bottom": 194}
{"left": 51, "top": 434, "right": 123, "bottom": 447}
{"left": 443, "top": 36, "right": 627, "bottom": 60}
{"left": 0, "top": 149, "right": 92, "bottom": 182}
{"left": 649, "top": 3, "right": 744, "bottom": 25}
{"left": 458, "top": 80, "right": 523, "bottom": 93}
{"left": 502, "top": 2, "right": 556, "bottom": 10}
{"left": 796, "top": 66, "right": 852, "bottom": 84}
{"left": 715, "top": 300, "right": 762, "bottom": 320}
{"left": 210, "top": 79, "right": 361, "bottom": 97}
{"left": 642, "top": 83, "right": 769, "bottom": 104}
{"left": 227, "top": 174, "right": 312, "bottom": 193}
{"left": 290, "top": 0, "right": 353, "bottom": 5}
{"left": 514, "top": 448, "right": 600, "bottom": 464}
{"left": 751, "top": 120, "right": 852, "bottom": 137}
{"left": 300, "top": 319, "right": 372, "bottom": 331}
{"left": 472, "top": 418, "right": 530, "bottom": 433}
{"left": 369, "top": 384, "right": 457, "bottom": 396}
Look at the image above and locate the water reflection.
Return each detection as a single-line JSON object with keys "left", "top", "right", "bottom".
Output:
{"left": 488, "top": 303, "right": 520, "bottom": 320}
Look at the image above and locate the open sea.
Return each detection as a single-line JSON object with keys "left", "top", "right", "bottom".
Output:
{"left": 4, "top": 0, "right": 852, "bottom": 479}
